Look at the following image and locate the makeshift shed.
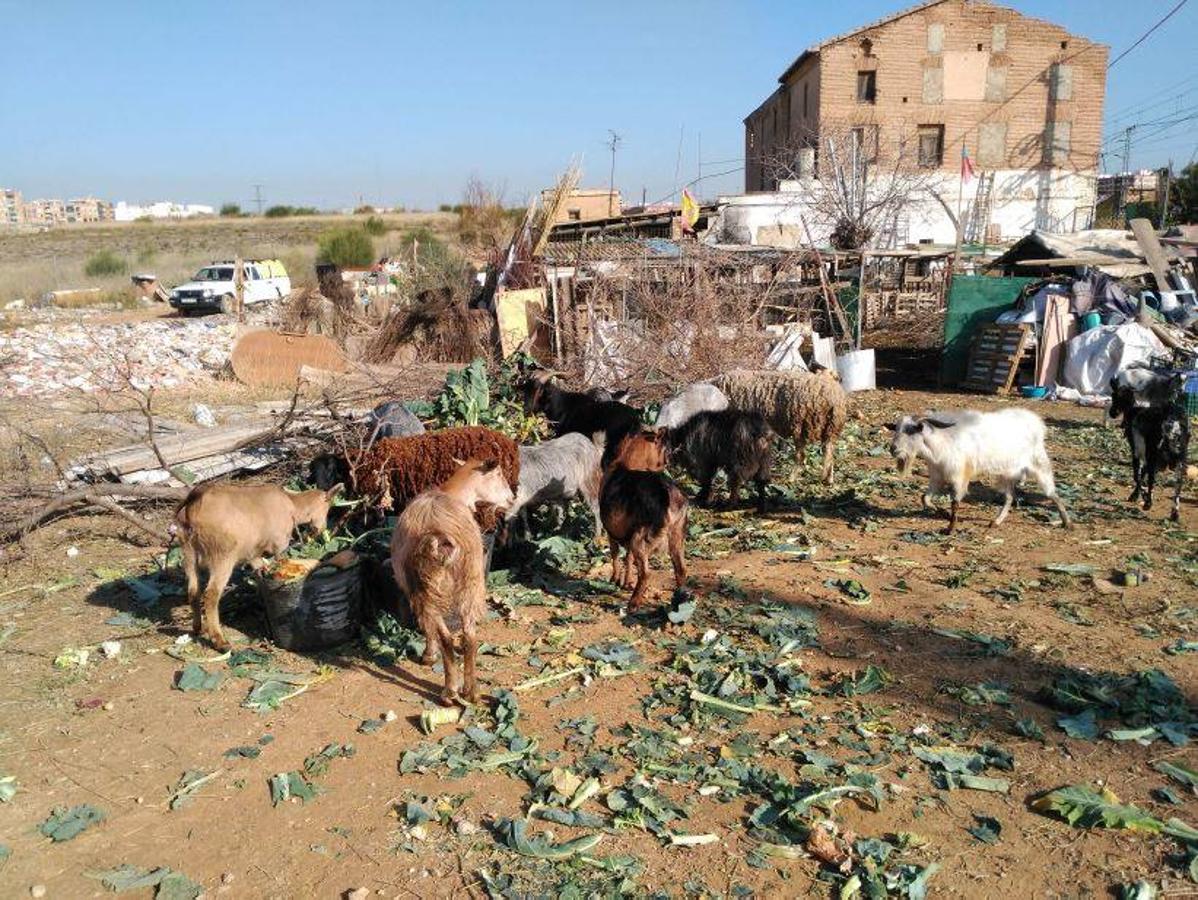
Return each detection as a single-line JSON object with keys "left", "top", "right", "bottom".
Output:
{"left": 987, "top": 229, "right": 1175, "bottom": 279}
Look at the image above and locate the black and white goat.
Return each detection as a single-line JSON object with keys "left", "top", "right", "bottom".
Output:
{"left": 1108, "top": 369, "right": 1189, "bottom": 521}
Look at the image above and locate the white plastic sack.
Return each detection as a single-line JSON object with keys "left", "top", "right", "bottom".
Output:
{"left": 766, "top": 327, "right": 809, "bottom": 371}
{"left": 1062, "top": 322, "right": 1166, "bottom": 395}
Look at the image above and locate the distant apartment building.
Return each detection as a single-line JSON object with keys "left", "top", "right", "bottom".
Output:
{"left": 65, "top": 196, "right": 114, "bottom": 223}
{"left": 24, "top": 198, "right": 68, "bottom": 227}
{"left": 1, "top": 189, "right": 24, "bottom": 228}
{"left": 113, "top": 200, "right": 215, "bottom": 221}
{"left": 729, "top": 0, "right": 1108, "bottom": 245}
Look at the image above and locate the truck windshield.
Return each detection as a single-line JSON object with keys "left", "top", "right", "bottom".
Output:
{"left": 194, "top": 267, "right": 234, "bottom": 281}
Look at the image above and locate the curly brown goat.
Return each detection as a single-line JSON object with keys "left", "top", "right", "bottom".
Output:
{"left": 391, "top": 459, "right": 516, "bottom": 705}
{"left": 349, "top": 427, "right": 520, "bottom": 516}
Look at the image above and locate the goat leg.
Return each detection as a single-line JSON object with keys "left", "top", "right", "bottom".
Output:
{"left": 181, "top": 541, "right": 202, "bottom": 636}
{"left": 1143, "top": 454, "right": 1157, "bottom": 511}
{"left": 462, "top": 628, "right": 481, "bottom": 705}
{"left": 942, "top": 498, "right": 960, "bottom": 535}
{"left": 1129, "top": 455, "right": 1143, "bottom": 502}
{"left": 198, "top": 557, "right": 235, "bottom": 652}
{"left": 1173, "top": 452, "right": 1187, "bottom": 523}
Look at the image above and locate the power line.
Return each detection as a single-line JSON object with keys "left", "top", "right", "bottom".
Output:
{"left": 1107, "top": 0, "right": 1188, "bottom": 69}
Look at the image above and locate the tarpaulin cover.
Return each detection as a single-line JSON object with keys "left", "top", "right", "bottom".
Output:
{"left": 941, "top": 275, "right": 1036, "bottom": 385}
{"left": 1062, "top": 323, "right": 1166, "bottom": 395}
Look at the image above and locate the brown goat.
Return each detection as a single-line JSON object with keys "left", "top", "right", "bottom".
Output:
{"left": 173, "top": 482, "right": 342, "bottom": 651}
{"left": 599, "top": 434, "right": 688, "bottom": 609}
{"left": 390, "top": 459, "right": 515, "bottom": 705}
{"left": 611, "top": 428, "right": 670, "bottom": 472}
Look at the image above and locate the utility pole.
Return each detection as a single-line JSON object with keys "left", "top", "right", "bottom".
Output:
{"left": 605, "top": 130, "right": 622, "bottom": 217}
{"left": 252, "top": 184, "right": 264, "bottom": 217}
{"left": 1117, "top": 126, "right": 1135, "bottom": 223}
{"left": 1160, "top": 159, "right": 1173, "bottom": 229}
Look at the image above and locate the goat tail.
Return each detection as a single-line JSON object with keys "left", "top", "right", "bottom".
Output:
{"left": 412, "top": 531, "right": 460, "bottom": 569}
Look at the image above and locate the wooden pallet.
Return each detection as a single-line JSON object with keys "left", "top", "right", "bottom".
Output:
{"left": 961, "top": 323, "right": 1031, "bottom": 394}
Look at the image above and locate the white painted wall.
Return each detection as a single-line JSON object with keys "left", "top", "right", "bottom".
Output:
{"left": 113, "top": 201, "right": 215, "bottom": 221}
{"left": 715, "top": 168, "right": 1098, "bottom": 248}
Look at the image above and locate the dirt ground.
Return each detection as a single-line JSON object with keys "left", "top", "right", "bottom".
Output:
{"left": 1, "top": 386, "right": 1197, "bottom": 898}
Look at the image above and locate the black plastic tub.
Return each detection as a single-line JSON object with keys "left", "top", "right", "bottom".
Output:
{"left": 260, "top": 551, "right": 363, "bottom": 651}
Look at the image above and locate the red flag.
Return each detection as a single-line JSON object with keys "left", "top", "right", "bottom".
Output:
{"left": 961, "top": 146, "right": 976, "bottom": 183}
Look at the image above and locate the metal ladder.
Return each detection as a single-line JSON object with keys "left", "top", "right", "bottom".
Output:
{"left": 966, "top": 171, "right": 995, "bottom": 244}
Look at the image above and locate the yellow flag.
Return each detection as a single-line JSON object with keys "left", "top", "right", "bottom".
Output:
{"left": 681, "top": 189, "right": 699, "bottom": 232}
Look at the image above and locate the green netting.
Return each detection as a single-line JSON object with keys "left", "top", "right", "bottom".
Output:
{"left": 940, "top": 275, "right": 1035, "bottom": 385}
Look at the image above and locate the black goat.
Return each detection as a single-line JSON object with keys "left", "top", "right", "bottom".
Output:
{"left": 667, "top": 409, "right": 776, "bottom": 512}
{"left": 522, "top": 372, "right": 642, "bottom": 467}
{"left": 1109, "top": 371, "right": 1189, "bottom": 521}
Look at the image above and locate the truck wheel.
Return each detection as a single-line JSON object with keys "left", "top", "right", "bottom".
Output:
{"left": 219, "top": 294, "right": 236, "bottom": 315}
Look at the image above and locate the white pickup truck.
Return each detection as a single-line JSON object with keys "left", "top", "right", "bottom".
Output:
{"left": 169, "top": 259, "right": 291, "bottom": 314}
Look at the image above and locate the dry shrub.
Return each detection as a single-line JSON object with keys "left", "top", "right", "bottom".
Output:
{"left": 278, "top": 277, "right": 360, "bottom": 346}
{"left": 560, "top": 245, "right": 806, "bottom": 400}
{"left": 457, "top": 177, "right": 512, "bottom": 252}
{"left": 361, "top": 286, "right": 492, "bottom": 364}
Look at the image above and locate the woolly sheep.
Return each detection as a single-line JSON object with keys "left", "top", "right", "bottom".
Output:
{"left": 887, "top": 408, "right": 1071, "bottom": 533}
{"left": 654, "top": 383, "right": 729, "bottom": 430}
{"left": 506, "top": 433, "right": 604, "bottom": 537}
{"left": 712, "top": 369, "right": 847, "bottom": 484}
{"left": 349, "top": 426, "right": 520, "bottom": 516}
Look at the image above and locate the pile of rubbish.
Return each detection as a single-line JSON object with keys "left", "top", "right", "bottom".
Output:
{"left": 0, "top": 318, "right": 238, "bottom": 398}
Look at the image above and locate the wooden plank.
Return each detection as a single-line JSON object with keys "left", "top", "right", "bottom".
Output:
{"left": 961, "top": 324, "right": 1030, "bottom": 394}
{"left": 1130, "top": 217, "right": 1173, "bottom": 291}
{"left": 69, "top": 422, "right": 283, "bottom": 479}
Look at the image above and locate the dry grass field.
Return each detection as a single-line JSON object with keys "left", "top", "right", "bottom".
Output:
{"left": 0, "top": 212, "right": 460, "bottom": 307}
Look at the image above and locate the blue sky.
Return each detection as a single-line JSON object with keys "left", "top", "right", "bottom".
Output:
{"left": 1, "top": 0, "right": 1194, "bottom": 210}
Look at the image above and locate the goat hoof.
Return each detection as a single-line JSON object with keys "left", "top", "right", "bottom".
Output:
{"left": 1142, "top": 500, "right": 1153, "bottom": 511}
{"left": 439, "top": 690, "right": 461, "bottom": 707}
{"left": 203, "top": 633, "right": 231, "bottom": 653}
{"left": 1171, "top": 511, "right": 1180, "bottom": 523}
{"left": 420, "top": 651, "right": 437, "bottom": 667}
{"left": 1128, "top": 490, "right": 1141, "bottom": 502}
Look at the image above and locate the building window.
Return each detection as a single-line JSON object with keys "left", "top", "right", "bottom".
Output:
{"left": 985, "top": 66, "right": 1007, "bottom": 102}
{"left": 917, "top": 125, "right": 945, "bottom": 167}
{"left": 927, "top": 22, "right": 944, "bottom": 52}
{"left": 567, "top": 209, "right": 581, "bottom": 221}
{"left": 978, "top": 122, "right": 1007, "bottom": 167}
{"left": 851, "top": 125, "right": 880, "bottom": 163}
{"left": 857, "top": 70, "right": 876, "bottom": 103}
{"left": 1049, "top": 63, "right": 1073, "bottom": 101}
{"left": 922, "top": 66, "right": 943, "bottom": 104}
{"left": 1045, "top": 120, "right": 1071, "bottom": 165}
{"left": 992, "top": 23, "right": 1007, "bottom": 51}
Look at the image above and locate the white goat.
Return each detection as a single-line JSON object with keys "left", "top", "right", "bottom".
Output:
{"left": 887, "top": 408, "right": 1071, "bottom": 533}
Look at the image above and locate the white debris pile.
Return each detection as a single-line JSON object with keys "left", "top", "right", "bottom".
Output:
{"left": 0, "top": 318, "right": 237, "bottom": 397}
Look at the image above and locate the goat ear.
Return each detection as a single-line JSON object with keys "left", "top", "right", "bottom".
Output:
{"left": 477, "top": 459, "right": 499, "bottom": 474}
{"left": 923, "top": 418, "right": 956, "bottom": 430}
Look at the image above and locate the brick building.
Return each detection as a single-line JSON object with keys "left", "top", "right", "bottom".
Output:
{"left": 728, "top": 0, "right": 1108, "bottom": 246}
{"left": 540, "top": 188, "right": 623, "bottom": 224}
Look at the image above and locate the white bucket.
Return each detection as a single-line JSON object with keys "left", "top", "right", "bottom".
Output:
{"left": 836, "top": 349, "right": 876, "bottom": 392}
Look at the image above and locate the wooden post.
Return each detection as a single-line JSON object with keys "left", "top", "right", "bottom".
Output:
{"left": 234, "top": 256, "right": 245, "bottom": 322}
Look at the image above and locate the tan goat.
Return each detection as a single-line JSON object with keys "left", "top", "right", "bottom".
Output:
{"left": 173, "top": 482, "right": 342, "bottom": 650}
{"left": 390, "top": 459, "right": 514, "bottom": 705}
